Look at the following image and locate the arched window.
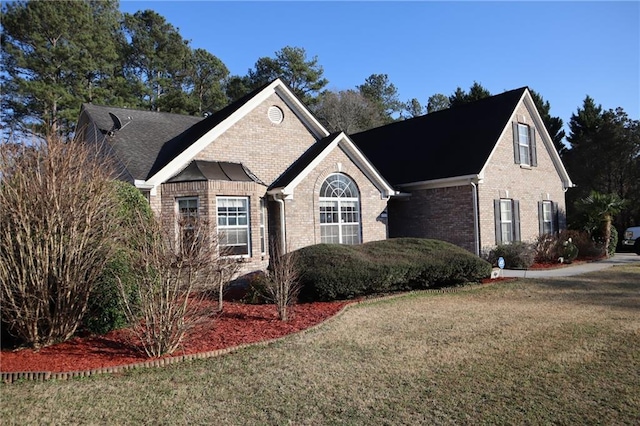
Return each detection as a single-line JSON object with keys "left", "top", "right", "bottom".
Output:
{"left": 319, "top": 174, "right": 361, "bottom": 244}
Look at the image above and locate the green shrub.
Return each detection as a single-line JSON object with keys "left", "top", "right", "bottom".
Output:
{"left": 559, "top": 238, "right": 579, "bottom": 263}
{"left": 83, "top": 181, "right": 152, "bottom": 334}
{"left": 484, "top": 241, "right": 535, "bottom": 269}
{"left": 84, "top": 249, "right": 138, "bottom": 334}
{"left": 297, "top": 238, "right": 491, "bottom": 302}
{"left": 559, "top": 230, "right": 603, "bottom": 259}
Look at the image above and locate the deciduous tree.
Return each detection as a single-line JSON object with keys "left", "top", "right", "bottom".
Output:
{"left": 313, "top": 89, "right": 380, "bottom": 134}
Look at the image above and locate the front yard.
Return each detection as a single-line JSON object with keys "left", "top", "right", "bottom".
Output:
{"left": 2, "top": 264, "right": 639, "bottom": 424}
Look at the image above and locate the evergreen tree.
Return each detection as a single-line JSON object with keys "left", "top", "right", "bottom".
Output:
{"left": 529, "top": 89, "right": 566, "bottom": 156}
{"left": 426, "top": 93, "right": 450, "bottom": 113}
{"left": 448, "top": 82, "right": 491, "bottom": 107}
{"left": 122, "top": 10, "right": 192, "bottom": 112}
{"left": 184, "top": 49, "right": 229, "bottom": 115}
{"left": 565, "top": 96, "right": 640, "bottom": 230}
{"left": 358, "top": 73, "right": 403, "bottom": 125}
{"left": 403, "top": 98, "right": 425, "bottom": 118}
{"left": 1, "top": 0, "right": 122, "bottom": 137}
{"left": 245, "top": 46, "right": 328, "bottom": 106}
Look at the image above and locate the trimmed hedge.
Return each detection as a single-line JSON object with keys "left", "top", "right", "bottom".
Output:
{"left": 296, "top": 238, "right": 491, "bottom": 302}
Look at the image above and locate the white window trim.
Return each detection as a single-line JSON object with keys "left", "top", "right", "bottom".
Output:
{"left": 517, "top": 123, "right": 530, "bottom": 166}
{"left": 542, "top": 200, "right": 554, "bottom": 235}
{"left": 176, "top": 197, "right": 199, "bottom": 252}
{"left": 217, "top": 196, "right": 251, "bottom": 258}
{"left": 259, "top": 198, "right": 267, "bottom": 256}
{"left": 319, "top": 173, "right": 362, "bottom": 245}
{"left": 499, "top": 199, "right": 514, "bottom": 243}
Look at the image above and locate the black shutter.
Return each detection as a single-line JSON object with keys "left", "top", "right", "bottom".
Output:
{"left": 530, "top": 126, "right": 537, "bottom": 167}
{"left": 494, "top": 199, "right": 502, "bottom": 244}
{"left": 538, "top": 201, "right": 544, "bottom": 235}
{"left": 513, "top": 200, "right": 521, "bottom": 242}
{"left": 512, "top": 122, "right": 520, "bottom": 164}
{"left": 552, "top": 201, "right": 559, "bottom": 234}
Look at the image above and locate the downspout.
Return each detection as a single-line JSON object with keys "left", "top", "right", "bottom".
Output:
{"left": 470, "top": 180, "right": 480, "bottom": 256}
{"left": 273, "top": 195, "right": 287, "bottom": 253}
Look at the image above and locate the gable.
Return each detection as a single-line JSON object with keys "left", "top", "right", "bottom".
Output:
{"left": 192, "top": 92, "right": 321, "bottom": 186}
{"left": 268, "top": 132, "right": 395, "bottom": 199}
{"left": 480, "top": 90, "right": 573, "bottom": 189}
{"left": 145, "top": 79, "right": 330, "bottom": 189}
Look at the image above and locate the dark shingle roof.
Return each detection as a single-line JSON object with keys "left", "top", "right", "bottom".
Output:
{"left": 350, "top": 87, "right": 527, "bottom": 186}
{"left": 80, "top": 104, "right": 203, "bottom": 181}
{"left": 167, "top": 160, "right": 265, "bottom": 185}
{"left": 269, "top": 133, "right": 339, "bottom": 190}
{"left": 80, "top": 82, "right": 272, "bottom": 181}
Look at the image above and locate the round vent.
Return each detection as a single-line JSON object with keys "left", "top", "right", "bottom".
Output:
{"left": 268, "top": 106, "right": 284, "bottom": 124}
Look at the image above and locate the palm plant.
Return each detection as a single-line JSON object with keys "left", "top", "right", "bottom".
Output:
{"left": 574, "top": 191, "right": 626, "bottom": 257}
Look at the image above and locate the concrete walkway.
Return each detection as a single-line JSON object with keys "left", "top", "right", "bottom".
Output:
{"left": 501, "top": 252, "right": 640, "bottom": 278}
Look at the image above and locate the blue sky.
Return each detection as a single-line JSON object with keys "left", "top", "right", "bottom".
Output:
{"left": 119, "top": 1, "right": 639, "bottom": 134}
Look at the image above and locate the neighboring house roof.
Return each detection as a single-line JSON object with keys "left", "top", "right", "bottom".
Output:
{"left": 350, "top": 88, "right": 528, "bottom": 186}
{"left": 268, "top": 132, "right": 396, "bottom": 198}
{"left": 167, "top": 160, "right": 265, "bottom": 184}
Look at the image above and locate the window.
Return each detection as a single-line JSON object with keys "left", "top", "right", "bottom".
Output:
{"left": 512, "top": 122, "right": 537, "bottom": 166}
{"left": 518, "top": 124, "right": 530, "bottom": 165}
{"left": 319, "top": 174, "right": 361, "bottom": 245}
{"left": 539, "top": 200, "right": 557, "bottom": 235}
{"left": 217, "top": 197, "right": 250, "bottom": 256}
{"left": 494, "top": 199, "right": 520, "bottom": 244}
{"left": 259, "top": 198, "right": 267, "bottom": 255}
{"left": 177, "top": 197, "right": 199, "bottom": 253}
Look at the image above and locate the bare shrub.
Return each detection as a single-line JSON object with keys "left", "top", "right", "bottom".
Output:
{"left": 118, "top": 215, "right": 238, "bottom": 357}
{"left": 534, "top": 233, "right": 561, "bottom": 263}
{"left": 262, "top": 241, "right": 301, "bottom": 321}
{"left": 0, "top": 136, "right": 119, "bottom": 348}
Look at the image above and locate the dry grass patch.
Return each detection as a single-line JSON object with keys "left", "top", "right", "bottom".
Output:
{"left": 2, "top": 264, "right": 639, "bottom": 424}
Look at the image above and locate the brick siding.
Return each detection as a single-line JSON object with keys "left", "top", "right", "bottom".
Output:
{"left": 388, "top": 185, "right": 476, "bottom": 252}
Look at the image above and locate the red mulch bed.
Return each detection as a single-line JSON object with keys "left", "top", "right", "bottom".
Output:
{"left": 529, "top": 256, "right": 604, "bottom": 270}
{"left": 0, "top": 301, "right": 347, "bottom": 373}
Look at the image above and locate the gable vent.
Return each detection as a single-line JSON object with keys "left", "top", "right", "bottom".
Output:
{"left": 268, "top": 106, "right": 284, "bottom": 124}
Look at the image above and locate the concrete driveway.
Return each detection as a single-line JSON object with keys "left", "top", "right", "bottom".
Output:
{"left": 500, "top": 252, "right": 640, "bottom": 278}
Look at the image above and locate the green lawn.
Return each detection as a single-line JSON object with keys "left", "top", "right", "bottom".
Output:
{"left": 2, "top": 264, "right": 639, "bottom": 425}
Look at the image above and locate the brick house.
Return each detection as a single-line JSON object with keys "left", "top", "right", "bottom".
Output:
{"left": 350, "top": 87, "right": 574, "bottom": 255}
{"left": 77, "top": 79, "right": 395, "bottom": 273}
{"left": 77, "top": 82, "right": 572, "bottom": 273}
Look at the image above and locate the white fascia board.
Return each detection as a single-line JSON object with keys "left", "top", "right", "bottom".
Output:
{"left": 146, "top": 79, "right": 330, "bottom": 187}
{"left": 479, "top": 90, "right": 528, "bottom": 179}
{"left": 281, "top": 134, "right": 341, "bottom": 196}
{"left": 397, "top": 174, "right": 481, "bottom": 190}
{"left": 480, "top": 89, "right": 574, "bottom": 189}
{"left": 274, "top": 85, "right": 330, "bottom": 139}
{"left": 337, "top": 134, "right": 397, "bottom": 198}
{"left": 521, "top": 91, "right": 574, "bottom": 189}
{"left": 282, "top": 133, "right": 397, "bottom": 199}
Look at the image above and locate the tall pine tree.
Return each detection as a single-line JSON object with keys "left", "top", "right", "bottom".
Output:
{"left": 1, "top": 0, "right": 122, "bottom": 137}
